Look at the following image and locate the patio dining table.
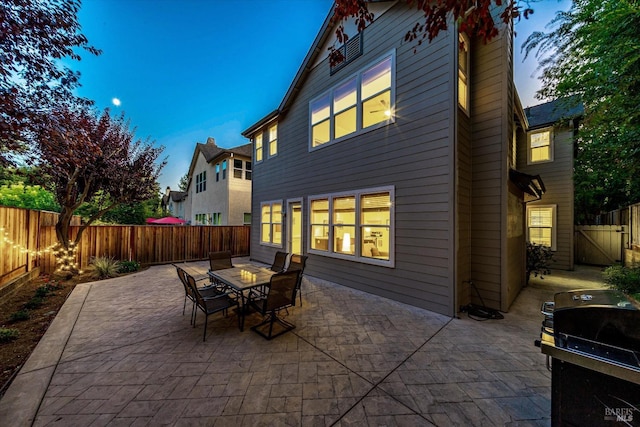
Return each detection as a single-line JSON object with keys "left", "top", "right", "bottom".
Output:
{"left": 208, "top": 263, "right": 276, "bottom": 331}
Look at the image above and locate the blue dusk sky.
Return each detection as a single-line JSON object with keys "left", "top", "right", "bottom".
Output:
{"left": 73, "top": 0, "right": 570, "bottom": 192}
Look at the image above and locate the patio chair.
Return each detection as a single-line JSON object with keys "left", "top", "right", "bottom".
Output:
{"left": 208, "top": 250, "right": 234, "bottom": 291}
{"left": 270, "top": 251, "right": 289, "bottom": 272}
{"left": 175, "top": 265, "right": 226, "bottom": 325}
{"left": 286, "top": 254, "right": 308, "bottom": 306}
{"left": 246, "top": 270, "right": 300, "bottom": 340}
{"left": 186, "top": 272, "right": 239, "bottom": 341}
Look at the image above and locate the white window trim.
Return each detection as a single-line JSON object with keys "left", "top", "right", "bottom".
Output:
{"left": 458, "top": 33, "right": 470, "bottom": 116}
{"left": 260, "top": 200, "right": 283, "bottom": 248}
{"left": 268, "top": 123, "right": 278, "bottom": 159}
{"left": 527, "top": 204, "right": 557, "bottom": 251}
{"left": 527, "top": 127, "right": 554, "bottom": 165}
{"left": 308, "top": 51, "right": 396, "bottom": 152}
{"left": 308, "top": 186, "right": 395, "bottom": 267}
{"left": 254, "top": 134, "right": 263, "bottom": 163}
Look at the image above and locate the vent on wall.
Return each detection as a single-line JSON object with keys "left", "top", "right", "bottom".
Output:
{"left": 330, "top": 32, "right": 363, "bottom": 75}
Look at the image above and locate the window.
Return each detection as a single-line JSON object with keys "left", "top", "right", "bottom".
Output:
{"left": 527, "top": 205, "right": 556, "bottom": 250}
{"left": 234, "top": 159, "right": 243, "bottom": 178}
{"left": 309, "top": 187, "right": 393, "bottom": 266}
{"left": 195, "top": 213, "right": 218, "bottom": 225}
{"left": 243, "top": 213, "right": 251, "bottom": 225}
{"left": 222, "top": 160, "right": 227, "bottom": 179}
{"left": 216, "top": 163, "right": 220, "bottom": 182}
{"left": 268, "top": 123, "right": 278, "bottom": 157}
{"left": 458, "top": 33, "right": 470, "bottom": 114}
{"left": 245, "top": 161, "right": 252, "bottom": 180}
{"left": 195, "top": 171, "right": 206, "bottom": 193}
{"left": 260, "top": 201, "right": 282, "bottom": 246}
{"left": 212, "top": 212, "right": 221, "bottom": 225}
{"left": 255, "top": 134, "right": 263, "bottom": 163}
{"left": 528, "top": 129, "right": 553, "bottom": 163}
{"left": 310, "top": 53, "right": 395, "bottom": 149}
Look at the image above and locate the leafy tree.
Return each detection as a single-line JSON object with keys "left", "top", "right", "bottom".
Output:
{"left": 0, "top": 0, "right": 100, "bottom": 166}
{"left": 330, "top": 0, "right": 532, "bottom": 64}
{"left": 29, "top": 106, "right": 166, "bottom": 274}
{"left": 522, "top": 0, "right": 640, "bottom": 221}
{"left": 0, "top": 184, "right": 60, "bottom": 212}
{"left": 178, "top": 173, "right": 189, "bottom": 192}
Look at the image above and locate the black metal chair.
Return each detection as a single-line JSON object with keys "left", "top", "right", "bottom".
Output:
{"left": 186, "top": 272, "right": 239, "bottom": 341}
{"left": 208, "top": 250, "right": 234, "bottom": 291}
{"left": 175, "top": 265, "right": 227, "bottom": 325}
{"left": 270, "top": 251, "right": 289, "bottom": 272}
{"left": 286, "top": 254, "right": 308, "bottom": 306}
{"left": 247, "top": 270, "right": 300, "bottom": 340}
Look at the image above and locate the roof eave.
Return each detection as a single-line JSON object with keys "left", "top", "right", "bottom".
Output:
{"left": 241, "top": 5, "right": 336, "bottom": 137}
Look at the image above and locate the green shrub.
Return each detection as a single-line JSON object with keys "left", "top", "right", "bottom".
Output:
{"left": 0, "top": 328, "right": 20, "bottom": 343}
{"left": 9, "top": 309, "right": 30, "bottom": 322}
{"left": 117, "top": 260, "right": 140, "bottom": 273}
{"left": 603, "top": 265, "right": 640, "bottom": 295}
{"left": 526, "top": 242, "right": 555, "bottom": 285}
{"left": 91, "top": 256, "right": 121, "bottom": 279}
{"left": 23, "top": 297, "right": 44, "bottom": 310}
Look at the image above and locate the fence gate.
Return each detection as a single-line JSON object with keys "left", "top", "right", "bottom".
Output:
{"left": 575, "top": 225, "right": 627, "bottom": 266}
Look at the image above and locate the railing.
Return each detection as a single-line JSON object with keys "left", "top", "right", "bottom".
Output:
{"left": 0, "top": 206, "right": 250, "bottom": 287}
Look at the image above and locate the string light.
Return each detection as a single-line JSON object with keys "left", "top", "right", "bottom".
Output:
{"left": 1, "top": 226, "right": 81, "bottom": 273}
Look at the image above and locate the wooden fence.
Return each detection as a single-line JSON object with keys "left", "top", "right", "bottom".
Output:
{"left": 0, "top": 206, "right": 250, "bottom": 288}
{"left": 592, "top": 202, "right": 640, "bottom": 266}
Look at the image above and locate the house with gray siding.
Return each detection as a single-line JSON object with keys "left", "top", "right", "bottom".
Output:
{"left": 242, "top": 2, "right": 548, "bottom": 317}
{"left": 185, "top": 137, "right": 253, "bottom": 226}
{"left": 519, "top": 98, "right": 583, "bottom": 271}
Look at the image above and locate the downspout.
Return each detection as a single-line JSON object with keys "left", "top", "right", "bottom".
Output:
{"left": 451, "top": 22, "right": 460, "bottom": 318}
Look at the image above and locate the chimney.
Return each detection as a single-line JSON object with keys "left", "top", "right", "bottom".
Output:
{"left": 206, "top": 137, "right": 216, "bottom": 146}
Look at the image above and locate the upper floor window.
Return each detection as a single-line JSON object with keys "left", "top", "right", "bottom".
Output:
{"left": 233, "top": 159, "right": 243, "bottom": 178}
{"left": 260, "top": 201, "right": 282, "bottom": 246}
{"left": 216, "top": 163, "right": 220, "bottom": 182}
{"left": 309, "top": 187, "right": 394, "bottom": 266}
{"left": 222, "top": 160, "right": 227, "bottom": 179}
{"left": 527, "top": 205, "right": 556, "bottom": 250}
{"left": 233, "top": 159, "right": 252, "bottom": 180}
{"left": 458, "top": 33, "right": 470, "bottom": 114}
{"left": 255, "top": 134, "right": 263, "bottom": 163}
{"left": 310, "top": 53, "right": 395, "bottom": 149}
{"left": 528, "top": 128, "right": 553, "bottom": 163}
{"left": 268, "top": 123, "right": 278, "bottom": 157}
{"left": 195, "top": 171, "right": 206, "bottom": 193}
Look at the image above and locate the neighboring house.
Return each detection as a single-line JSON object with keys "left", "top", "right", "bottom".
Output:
{"left": 161, "top": 187, "right": 188, "bottom": 219}
{"left": 519, "top": 98, "right": 583, "bottom": 271}
{"left": 185, "top": 137, "right": 252, "bottom": 226}
{"left": 242, "top": 2, "right": 549, "bottom": 316}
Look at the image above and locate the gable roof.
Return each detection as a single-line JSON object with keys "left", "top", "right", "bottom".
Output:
{"left": 197, "top": 137, "right": 252, "bottom": 163}
{"left": 525, "top": 97, "right": 584, "bottom": 129}
{"left": 184, "top": 137, "right": 253, "bottom": 191}
{"left": 161, "top": 190, "right": 188, "bottom": 207}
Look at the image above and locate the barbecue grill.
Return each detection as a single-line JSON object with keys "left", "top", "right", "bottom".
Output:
{"left": 535, "top": 289, "right": 640, "bottom": 426}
